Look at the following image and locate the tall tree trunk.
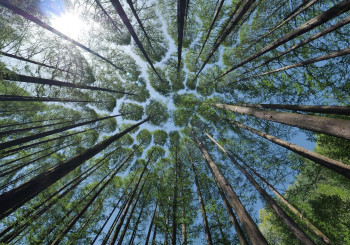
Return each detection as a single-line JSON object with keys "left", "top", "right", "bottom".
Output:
{"left": 230, "top": 121, "right": 350, "bottom": 178}
{"left": 196, "top": 0, "right": 225, "bottom": 62}
{"left": 0, "top": 0, "right": 124, "bottom": 71}
{"left": 1, "top": 72, "right": 134, "bottom": 95}
{"left": 0, "top": 114, "right": 124, "bottom": 151}
{"left": 151, "top": 211, "right": 159, "bottom": 245}
{"left": 0, "top": 117, "right": 151, "bottom": 219}
{"left": 181, "top": 188, "right": 187, "bottom": 245}
{"left": 0, "top": 116, "right": 67, "bottom": 129}
{"left": 94, "top": 0, "right": 122, "bottom": 33}
{"left": 171, "top": 147, "right": 179, "bottom": 245}
{"left": 144, "top": 202, "right": 158, "bottom": 245}
{"left": 215, "top": 0, "right": 350, "bottom": 81}
{"left": 109, "top": 0, "right": 164, "bottom": 82}
{"left": 240, "top": 15, "right": 350, "bottom": 78}
{"left": 164, "top": 197, "right": 171, "bottom": 245}
{"left": 129, "top": 201, "right": 146, "bottom": 245}
{"left": 0, "top": 94, "right": 101, "bottom": 103}
{"left": 191, "top": 127, "right": 268, "bottom": 245}
{"left": 234, "top": 153, "right": 331, "bottom": 244}
{"left": 177, "top": 0, "right": 187, "bottom": 70}
{"left": 233, "top": 103, "right": 350, "bottom": 116}
{"left": 190, "top": 158, "right": 213, "bottom": 245}
{"left": 126, "top": 0, "right": 154, "bottom": 49}
{"left": 196, "top": 0, "right": 255, "bottom": 76}
{"left": 214, "top": 103, "right": 350, "bottom": 140}
{"left": 206, "top": 133, "right": 316, "bottom": 245}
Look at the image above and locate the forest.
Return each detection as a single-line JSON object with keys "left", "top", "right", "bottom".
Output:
{"left": 0, "top": 0, "right": 349, "bottom": 244}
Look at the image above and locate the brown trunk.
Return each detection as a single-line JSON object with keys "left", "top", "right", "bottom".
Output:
{"left": 215, "top": 0, "right": 350, "bottom": 80}
{"left": 145, "top": 202, "right": 158, "bottom": 245}
{"left": 0, "top": 114, "right": 123, "bottom": 151}
{"left": 206, "top": 133, "right": 316, "bottom": 245}
{"left": 151, "top": 212, "right": 158, "bottom": 245}
{"left": 129, "top": 202, "right": 146, "bottom": 245}
{"left": 171, "top": 147, "right": 179, "bottom": 245}
{"left": 231, "top": 121, "right": 350, "bottom": 178}
{"left": 0, "top": 117, "right": 151, "bottom": 219}
{"left": 109, "top": 0, "right": 164, "bottom": 82}
{"left": 191, "top": 128, "right": 268, "bottom": 245}
{"left": 0, "top": 1, "right": 124, "bottom": 71}
{"left": 214, "top": 103, "right": 350, "bottom": 140}
{"left": 177, "top": 0, "right": 187, "bottom": 69}
{"left": 190, "top": 158, "right": 213, "bottom": 245}
{"left": 0, "top": 94, "right": 101, "bottom": 103}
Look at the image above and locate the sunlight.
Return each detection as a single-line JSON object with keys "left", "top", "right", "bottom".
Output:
{"left": 50, "top": 12, "right": 85, "bottom": 39}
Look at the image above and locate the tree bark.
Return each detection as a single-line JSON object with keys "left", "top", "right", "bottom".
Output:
{"left": 181, "top": 188, "right": 187, "bottom": 245}
{"left": 177, "top": 0, "right": 187, "bottom": 70}
{"left": 231, "top": 121, "right": 350, "bottom": 178}
{"left": 206, "top": 132, "right": 316, "bottom": 245}
{"left": 0, "top": 0, "right": 124, "bottom": 71}
{"left": 0, "top": 94, "right": 101, "bottom": 103}
{"left": 0, "top": 117, "right": 151, "bottom": 219}
{"left": 164, "top": 197, "right": 170, "bottom": 245}
{"left": 144, "top": 202, "right": 158, "bottom": 245}
{"left": 215, "top": 0, "right": 350, "bottom": 80}
{"left": 171, "top": 147, "right": 179, "bottom": 245}
{"left": 214, "top": 103, "right": 350, "bottom": 140}
{"left": 129, "top": 201, "right": 146, "bottom": 245}
{"left": 191, "top": 127, "right": 268, "bottom": 245}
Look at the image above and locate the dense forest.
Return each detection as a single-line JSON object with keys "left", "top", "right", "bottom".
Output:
{"left": 0, "top": 0, "right": 349, "bottom": 244}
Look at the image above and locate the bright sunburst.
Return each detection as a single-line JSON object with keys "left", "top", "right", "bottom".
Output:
{"left": 50, "top": 12, "right": 85, "bottom": 39}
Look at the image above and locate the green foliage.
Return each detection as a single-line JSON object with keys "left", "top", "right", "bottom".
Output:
{"left": 119, "top": 102, "right": 144, "bottom": 121}
{"left": 145, "top": 99, "right": 169, "bottom": 125}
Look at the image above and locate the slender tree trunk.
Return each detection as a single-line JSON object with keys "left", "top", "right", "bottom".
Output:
{"left": 181, "top": 188, "right": 187, "bottom": 245}
{"left": 234, "top": 153, "right": 331, "bottom": 244}
{"left": 215, "top": 0, "right": 350, "bottom": 80}
{"left": 196, "top": 0, "right": 225, "bottom": 62}
{"left": 171, "top": 147, "right": 179, "bottom": 245}
{"left": 0, "top": 116, "right": 67, "bottom": 129}
{"left": 214, "top": 103, "right": 350, "bottom": 140}
{"left": 109, "top": 0, "right": 164, "bottom": 82}
{"left": 0, "top": 0, "right": 124, "bottom": 71}
{"left": 177, "top": 0, "right": 187, "bottom": 70}
{"left": 234, "top": 103, "right": 350, "bottom": 115}
{"left": 196, "top": 0, "right": 255, "bottom": 76}
{"left": 213, "top": 209, "right": 228, "bottom": 244}
{"left": 0, "top": 117, "right": 151, "bottom": 219}
{"left": 240, "top": 15, "right": 350, "bottom": 78}
{"left": 206, "top": 133, "right": 316, "bottom": 245}
{"left": 190, "top": 158, "right": 213, "bottom": 245}
{"left": 126, "top": 0, "right": 154, "bottom": 49}
{"left": 0, "top": 94, "right": 101, "bottom": 103}
{"left": 129, "top": 202, "right": 146, "bottom": 245}
{"left": 151, "top": 211, "right": 159, "bottom": 245}
{"left": 231, "top": 121, "right": 350, "bottom": 178}
{"left": 94, "top": 0, "right": 122, "bottom": 33}
{"left": 144, "top": 202, "right": 158, "bottom": 245}
{"left": 191, "top": 128, "right": 268, "bottom": 245}
{"left": 164, "top": 197, "right": 170, "bottom": 245}
{"left": 0, "top": 114, "right": 124, "bottom": 151}
{"left": 1, "top": 72, "right": 134, "bottom": 95}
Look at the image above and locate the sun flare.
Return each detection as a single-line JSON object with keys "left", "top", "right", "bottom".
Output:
{"left": 50, "top": 12, "right": 85, "bottom": 39}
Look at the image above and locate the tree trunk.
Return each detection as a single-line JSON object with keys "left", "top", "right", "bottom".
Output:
{"left": 234, "top": 153, "right": 331, "bottom": 244}
{"left": 1, "top": 72, "right": 134, "bottom": 95}
{"left": 164, "top": 197, "right": 170, "bottom": 245}
{"left": 235, "top": 103, "right": 350, "bottom": 116}
{"left": 190, "top": 159, "right": 213, "bottom": 245}
{"left": 214, "top": 103, "right": 350, "bottom": 140}
{"left": 196, "top": 0, "right": 225, "bottom": 62}
{"left": 197, "top": 0, "right": 255, "bottom": 76}
{"left": 206, "top": 132, "right": 316, "bottom": 245}
{"left": 177, "top": 0, "right": 187, "bottom": 70}
{"left": 109, "top": 0, "right": 164, "bottom": 82}
{"left": 231, "top": 121, "right": 350, "bottom": 178}
{"left": 0, "top": 117, "right": 151, "bottom": 219}
{"left": 144, "top": 202, "right": 158, "bottom": 245}
{"left": 129, "top": 201, "right": 146, "bottom": 245}
{"left": 0, "top": 114, "right": 123, "bottom": 151}
{"left": 0, "top": 0, "right": 124, "bottom": 71}
{"left": 151, "top": 211, "right": 158, "bottom": 245}
{"left": 126, "top": 0, "right": 154, "bottom": 49}
{"left": 181, "top": 188, "right": 187, "bottom": 245}
{"left": 215, "top": 0, "right": 350, "bottom": 80}
{"left": 171, "top": 147, "right": 179, "bottom": 245}
{"left": 0, "top": 94, "right": 101, "bottom": 103}
{"left": 191, "top": 128, "right": 268, "bottom": 245}
{"left": 0, "top": 116, "right": 67, "bottom": 129}
{"left": 94, "top": 0, "right": 122, "bottom": 33}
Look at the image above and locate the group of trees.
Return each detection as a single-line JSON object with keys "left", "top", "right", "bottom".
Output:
{"left": 0, "top": 0, "right": 349, "bottom": 244}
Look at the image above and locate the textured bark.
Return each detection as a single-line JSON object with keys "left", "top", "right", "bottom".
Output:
{"left": 0, "top": 95, "right": 101, "bottom": 103}
{"left": 0, "top": 114, "right": 123, "bottom": 151}
{"left": 109, "top": 0, "right": 164, "bottom": 82}
{"left": 0, "top": 0, "right": 124, "bottom": 71}
{"left": 215, "top": 0, "right": 350, "bottom": 80}
{"left": 231, "top": 121, "right": 350, "bottom": 178}
{"left": 145, "top": 202, "right": 158, "bottom": 245}
{"left": 1, "top": 72, "right": 134, "bottom": 95}
{"left": 196, "top": 0, "right": 255, "bottom": 76}
{"left": 196, "top": 0, "right": 225, "bottom": 62}
{"left": 190, "top": 159, "right": 213, "bottom": 245}
{"left": 234, "top": 153, "right": 331, "bottom": 244}
{"left": 177, "top": 0, "right": 187, "bottom": 69}
{"left": 126, "top": 0, "right": 154, "bottom": 49}
{"left": 191, "top": 128, "right": 268, "bottom": 245}
{"left": 236, "top": 103, "right": 350, "bottom": 115}
{"left": 0, "top": 117, "right": 151, "bottom": 219}
{"left": 214, "top": 103, "right": 350, "bottom": 140}
{"left": 206, "top": 133, "right": 316, "bottom": 245}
